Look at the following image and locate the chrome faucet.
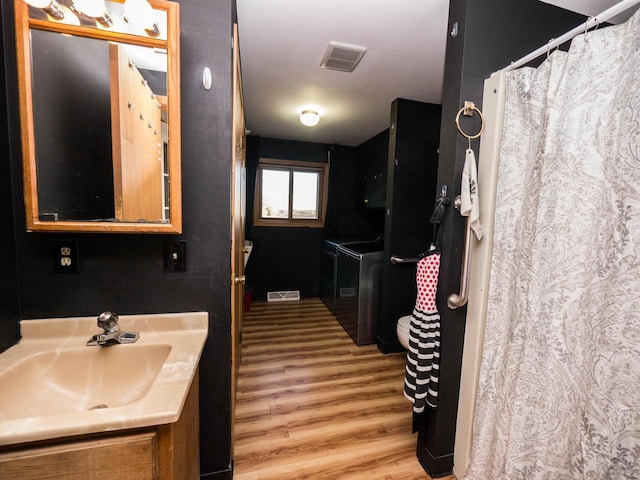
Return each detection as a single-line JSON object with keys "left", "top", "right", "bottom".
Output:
{"left": 87, "top": 311, "right": 140, "bottom": 346}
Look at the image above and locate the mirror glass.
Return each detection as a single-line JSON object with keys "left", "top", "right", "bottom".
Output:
{"left": 15, "top": 0, "right": 181, "bottom": 233}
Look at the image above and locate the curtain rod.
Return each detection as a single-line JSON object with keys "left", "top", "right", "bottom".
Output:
{"left": 503, "top": 0, "right": 640, "bottom": 71}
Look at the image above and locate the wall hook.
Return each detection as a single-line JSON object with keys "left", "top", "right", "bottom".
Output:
{"left": 203, "top": 67, "right": 212, "bottom": 90}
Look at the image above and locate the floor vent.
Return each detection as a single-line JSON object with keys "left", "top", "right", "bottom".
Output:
{"left": 267, "top": 290, "right": 301, "bottom": 302}
{"left": 320, "top": 41, "right": 367, "bottom": 72}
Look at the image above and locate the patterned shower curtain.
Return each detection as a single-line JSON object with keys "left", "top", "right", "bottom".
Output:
{"left": 464, "top": 10, "right": 640, "bottom": 480}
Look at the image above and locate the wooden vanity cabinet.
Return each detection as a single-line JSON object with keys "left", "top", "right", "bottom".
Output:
{"left": 0, "top": 371, "right": 199, "bottom": 480}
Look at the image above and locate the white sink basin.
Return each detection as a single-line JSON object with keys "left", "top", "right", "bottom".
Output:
{"left": 0, "top": 344, "right": 171, "bottom": 420}
{"left": 0, "top": 312, "right": 207, "bottom": 446}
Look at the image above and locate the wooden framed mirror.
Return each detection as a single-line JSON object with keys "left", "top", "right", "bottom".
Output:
{"left": 14, "top": 0, "right": 181, "bottom": 233}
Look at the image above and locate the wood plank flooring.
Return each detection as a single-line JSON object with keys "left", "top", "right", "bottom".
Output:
{"left": 233, "top": 298, "right": 457, "bottom": 480}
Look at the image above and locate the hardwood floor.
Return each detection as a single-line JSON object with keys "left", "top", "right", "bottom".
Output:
{"left": 233, "top": 298, "right": 456, "bottom": 480}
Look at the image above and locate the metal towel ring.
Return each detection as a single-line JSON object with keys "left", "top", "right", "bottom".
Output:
{"left": 455, "top": 101, "right": 485, "bottom": 140}
{"left": 448, "top": 101, "right": 485, "bottom": 310}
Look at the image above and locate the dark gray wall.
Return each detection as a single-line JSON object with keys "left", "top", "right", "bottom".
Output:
{"left": 245, "top": 136, "right": 383, "bottom": 299}
{"left": 419, "top": 0, "right": 586, "bottom": 476}
{"left": 244, "top": 137, "right": 331, "bottom": 299}
{"left": 0, "top": 3, "right": 20, "bottom": 355}
{"left": 1, "top": 0, "right": 235, "bottom": 478}
{"left": 377, "top": 99, "right": 441, "bottom": 353}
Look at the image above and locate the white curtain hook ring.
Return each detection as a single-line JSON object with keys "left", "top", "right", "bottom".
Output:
{"left": 547, "top": 38, "right": 555, "bottom": 59}
{"left": 585, "top": 16, "right": 593, "bottom": 42}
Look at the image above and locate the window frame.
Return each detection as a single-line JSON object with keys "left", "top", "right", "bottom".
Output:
{"left": 253, "top": 158, "right": 330, "bottom": 228}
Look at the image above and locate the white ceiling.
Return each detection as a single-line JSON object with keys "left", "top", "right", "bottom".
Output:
{"left": 236, "top": 0, "right": 632, "bottom": 147}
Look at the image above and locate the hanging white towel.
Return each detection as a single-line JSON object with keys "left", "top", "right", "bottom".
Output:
{"left": 460, "top": 148, "right": 483, "bottom": 240}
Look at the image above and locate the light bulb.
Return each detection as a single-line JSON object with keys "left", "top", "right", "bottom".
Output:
{"left": 124, "top": 0, "right": 159, "bottom": 36}
{"left": 25, "top": 0, "right": 53, "bottom": 7}
{"left": 300, "top": 110, "right": 320, "bottom": 127}
{"left": 71, "top": 0, "right": 113, "bottom": 27}
{"left": 24, "top": 0, "right": 65, "bottom": 20}
{"left": 72, "top": 0, "right": 104, "bottom": 17}
{"left": 72, "top": 0, "right": 103, "bottom": 17}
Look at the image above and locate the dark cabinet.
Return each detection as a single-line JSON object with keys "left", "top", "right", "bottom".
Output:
{"left": 357, "top": 130, "right": 388, "bottom": 209}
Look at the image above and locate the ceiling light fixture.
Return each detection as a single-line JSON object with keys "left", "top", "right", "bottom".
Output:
{"left": 24, "top": 0, "right": 65, "bottom": 20}
{"left": 71, "top": 0, "right": 113, "bottom": 28}
{"left": 300, "top": 110, "right": 320, "bottom": 127}
{"left": 124, "top": 0, "right": 160, "bottom": 37}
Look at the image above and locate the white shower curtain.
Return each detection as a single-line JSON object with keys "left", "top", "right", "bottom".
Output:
{"left": 464, "top": 10, "right": 640, "bottom": 480}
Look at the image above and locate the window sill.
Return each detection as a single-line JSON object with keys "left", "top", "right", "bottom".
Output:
{"left": 254, "top": 219, "right": 324, "bottom": 228}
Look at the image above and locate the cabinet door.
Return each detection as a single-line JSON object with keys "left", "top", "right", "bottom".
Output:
{"left": 0, "top": 432, "right": 157, "bottom": 480}
{"left": 358, "top": 129, "right": 388, "bottom": 209}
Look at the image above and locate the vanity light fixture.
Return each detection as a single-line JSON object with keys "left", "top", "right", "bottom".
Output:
{"left": 71, "top": 0, "right": 113, "bottom": 28}
{"left": 300, "top": 110, "right": 320, "bottom": 127}
{"left": 123, "top": 0, "right": 160, "bottom": 37}
{"left": 23, "top": 0, "right": 65, "bottom": 20}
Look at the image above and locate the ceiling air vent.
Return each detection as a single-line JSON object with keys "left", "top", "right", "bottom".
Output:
{"left": 320, "top": 41, "right": 367, "bottom": 72}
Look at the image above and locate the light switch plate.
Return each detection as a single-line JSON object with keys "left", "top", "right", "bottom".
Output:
{"left": 164, "top": 241, "right": 187, "bottom": 272}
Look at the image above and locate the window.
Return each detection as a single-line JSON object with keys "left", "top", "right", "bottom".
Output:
{"left": 254, "top": 158, "right": 329, "bottom": 227}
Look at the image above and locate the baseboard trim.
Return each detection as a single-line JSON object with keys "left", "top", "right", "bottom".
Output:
{"left": 200, "top": 465, "right": 232, "bottom": 480}
{"left": 416, "top": 440, "right": 453, "bottom": 478}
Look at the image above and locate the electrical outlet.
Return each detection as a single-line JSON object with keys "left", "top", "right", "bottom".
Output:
{"left": 52, "top": 240, "right": 79, "bottom": 274}
{"left": 164, "top": 241, "right": 187, "bottom": 272}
